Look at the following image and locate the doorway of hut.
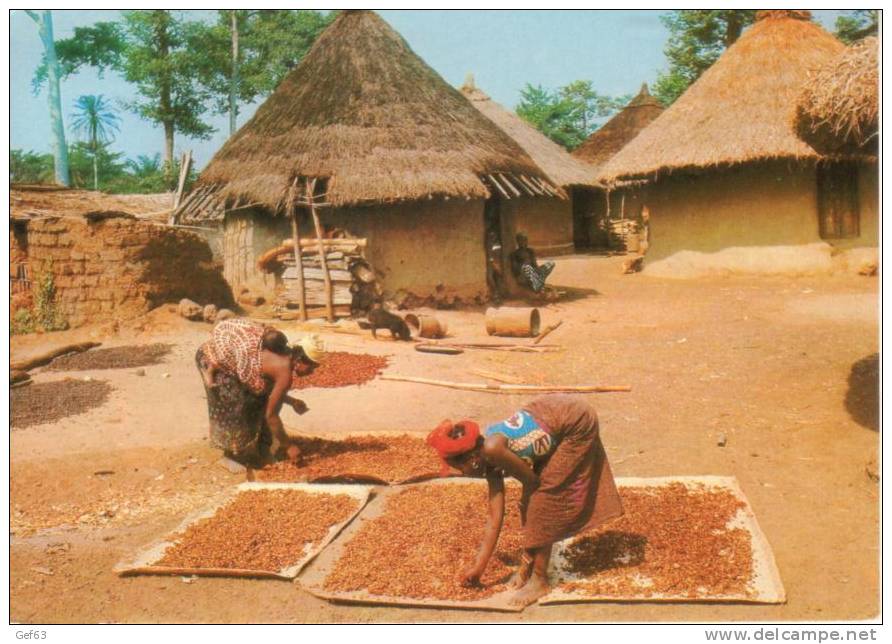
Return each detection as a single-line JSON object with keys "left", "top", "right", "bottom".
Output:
{"left": 571, "top": 186, "right": 601, "bottom": 250}
{"left": 484, "top": 194, "right": 508, "bottom": 303}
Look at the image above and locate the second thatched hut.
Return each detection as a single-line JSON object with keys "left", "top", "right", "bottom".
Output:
{"left": 460, "top": 76, "right": 601, "bottom": 254}
{"left": 601, "top": 10, "right": 878, "bottom": 275}
{"left": 174, "top": 10, "right": 558, "bottom": 308}
{"left": 572, "top": 83, "right": 664, "bottom": 249}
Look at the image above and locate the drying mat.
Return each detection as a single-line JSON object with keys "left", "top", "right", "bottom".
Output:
{"left": 114, "top": 482, "right": 373, "bottom": 580}
{"left": 539, "top": 476, "right": 785, "bottom": 605}
{"left": 247, "top": 431, "right": 445, "bottom": 486}
{"left": 299, "top": 478, "right": 525, "bottom": 612}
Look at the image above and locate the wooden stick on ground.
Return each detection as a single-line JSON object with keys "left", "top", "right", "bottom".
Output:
{"left": 11, "top": 342, "right": 101, "bottom": 372}
{"left": 533, "top": 320, "right": 563, "bottom": 345}
{"left": 469, "top": 369, "right": 525, "bottom": 384}
{"left": 380, "top": 375, "right": 630, "bottom": 394}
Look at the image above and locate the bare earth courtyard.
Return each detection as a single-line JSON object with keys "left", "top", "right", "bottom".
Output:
{"left": 9, "top": 254, "right": 879, "bottom": 623}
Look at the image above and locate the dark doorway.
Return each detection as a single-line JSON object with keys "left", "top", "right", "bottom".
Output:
{"left": 817, "top": 161, "right": 860, "bottom": 239}
{"left": 484, "top": 195, "right": 507, "bottom": 302}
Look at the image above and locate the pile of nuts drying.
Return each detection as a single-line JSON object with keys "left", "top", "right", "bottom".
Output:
{"left": 324, "top": 484, "right": 524, "bottom": 600}
{"left": 158, "top": 489, "right": 359, "bottom": 572}
{"left": 291, "top": 352, "right": 388, "bottom": 389}
{"left": 559, "top": 483, "right": 754, "bottom": 598}
{"left": 255, "top": 434, "right": 442, "bottom": 484}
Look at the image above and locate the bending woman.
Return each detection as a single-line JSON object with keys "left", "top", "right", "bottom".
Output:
{"left": 196, "top": 317, "right": 324, "bottom": 466}
{"left": 426, "top": 394, "right": 622, "bottom": 605}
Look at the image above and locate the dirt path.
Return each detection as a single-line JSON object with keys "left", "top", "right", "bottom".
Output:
{"left": 9, "top": 255, "right": 879, "bottom": 622}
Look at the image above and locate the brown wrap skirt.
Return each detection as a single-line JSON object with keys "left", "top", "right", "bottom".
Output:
{"left": 520, "top": 395, "right": 623, "bottom": 548}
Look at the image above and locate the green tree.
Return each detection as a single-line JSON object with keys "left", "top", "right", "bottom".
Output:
{"left": 192, "top": 9, "right": 333, "bottom": 137}
{"left": 517, "top": 82, "right": 628, "bottom": 150}
{"left": 24, "top": 10, "right": 71, "bottom": 186}
{"left": 559, "top": 80, "right": 630, "bottom": 138}
{"left": 45, "top": 11, "right": 214, "bottom": 173}
{"left": 653, "top": 10, "right": 756, "bottom": 106}
{"left": 834, "top": 10, "right": 878, "bottom": 44}
{"left": 10, "top": 149, "right": 54, "bottom": 184}
{"left": 70, "top": 94, "right": 121, "bottom": 189}
{"left": 516, "top": 84, "right": 578, "bottom": 149}
{"left": 67, "top": 142, "right": 127, "bottom": 190}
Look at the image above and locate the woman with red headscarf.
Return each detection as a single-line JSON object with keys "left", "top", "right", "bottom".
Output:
{"left": 427, "top": 395, "right": 622, "bottom": 606}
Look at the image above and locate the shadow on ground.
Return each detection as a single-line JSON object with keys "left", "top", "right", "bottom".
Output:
{"left": 845, "top": 353, "right": 879, "bottom": 431}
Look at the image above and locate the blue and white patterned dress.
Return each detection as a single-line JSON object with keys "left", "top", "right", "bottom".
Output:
{"left": 485, "top": 410, "right": 556, "bottom": 468}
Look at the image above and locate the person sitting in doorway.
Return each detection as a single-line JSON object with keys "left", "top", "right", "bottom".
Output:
{"left": 509, "top": 233, "right": 555, "bottom": 293}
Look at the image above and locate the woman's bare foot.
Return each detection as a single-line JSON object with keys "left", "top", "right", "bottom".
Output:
{"left": 509, "top": 573, "right": 550, "bottom": 606}
{"left": 510, "top": 560, "right": 533, "bottom": 589}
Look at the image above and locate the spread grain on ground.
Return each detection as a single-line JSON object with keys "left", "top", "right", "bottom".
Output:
{"left": 11, "top": 379, "right": 113, "bottom": 429}
{"left": 324, "top": 484, "right": 524, "bottom": 600}
{"left": 47, "top": 344, "right": 173, "bottom": 371}
{"left": 158, "top": 489, "right": 358, "bottom": 572}
{"left": 255, "top": 434, "right": 441, "bottom": 484}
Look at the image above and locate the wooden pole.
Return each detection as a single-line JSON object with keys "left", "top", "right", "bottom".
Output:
{"left": 307, "top": 178, "right": 334, "bottom": 322}
{"left": 288, "top": 178, "right": 307, "bottom": 321}
{"left": 173, "top": 149, "right": 192, "bottom": 215}
{"left": 380, "top": 374, "right": 630, "bottom": 394}
{"left": 533, "top": 320, "right": 563, "bottom": 344}
{"left": 10, "top": 341, "right": 101, "bottom": 372}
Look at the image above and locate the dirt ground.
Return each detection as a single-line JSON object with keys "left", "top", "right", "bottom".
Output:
{"left": 9, "top": 254, "right": 880, "bottom": 623}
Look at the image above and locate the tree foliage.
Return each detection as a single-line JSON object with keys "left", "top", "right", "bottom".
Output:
{"left": 834, "top": 10, "right": 878, "bottom": 44}
{"left": 10, "top": 149, "right": 54, "bottom": 184}
{"left": 44, "top": 10, "right": 214, "bottom": 167}
{"left": 190, "top": 10, "right": 333, "bottom": 135}
{"left": 516, "top": 81, "right": 629, "bottom": 150}
{"left": 10, "top": 146, "right": 195, "bottom": 194}
{"left": 70, "top": 94, "right": 121, "bottom": 189}
{"left": 653, "top": 10, "right": 756, "bottom": 106}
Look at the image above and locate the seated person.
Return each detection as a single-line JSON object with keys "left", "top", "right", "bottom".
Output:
{"left": 509, "top": 233, "right": 555, "bottom": 293}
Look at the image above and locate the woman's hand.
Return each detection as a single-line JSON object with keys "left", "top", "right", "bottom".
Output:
{"left": 285, "top": 443, "right": 301, "bottom": 464}
{"left": 289, "top": 398, "right": 309, "bottom": 415}
{"left": 459, "top": 566, "right": 483, "bottom": 588}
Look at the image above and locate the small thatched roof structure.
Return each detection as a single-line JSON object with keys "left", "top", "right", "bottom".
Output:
{"left": 572, "top": 83, "right": 664, "bottom": 171}
{"left": 177, "top": 10, "right": 555, "bottom": 222}
{"left": 459, "top": 76, "right": 597, "bottom": 188}
{"left": 795, "top": 36, "right": 878, "bottom": 155}
{"left": 10, "top": 185, "right": 173, "bottom": 222}
{"left": 601, "top": 10, "right": 845, "bottom": 183}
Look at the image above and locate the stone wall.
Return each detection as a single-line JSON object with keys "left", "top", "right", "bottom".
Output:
{"left": 22, "top": 215, "right": 233, "bottom": 327}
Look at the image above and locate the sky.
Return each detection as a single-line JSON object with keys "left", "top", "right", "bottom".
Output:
{"left": 9, "top": 9, "right": 845, "bottom": 171}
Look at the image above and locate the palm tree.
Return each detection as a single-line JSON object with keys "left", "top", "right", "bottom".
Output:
{"left": 70, "top": 94, "right": 121, "bottom": 190}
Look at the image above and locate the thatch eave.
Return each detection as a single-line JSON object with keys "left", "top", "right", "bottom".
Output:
{"left": 600, "top": 12, "right": 845, "bottom": 183}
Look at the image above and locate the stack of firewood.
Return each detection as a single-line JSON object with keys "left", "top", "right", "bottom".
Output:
{"left": 256, "top": 238, "right": 379, "bottom": 318}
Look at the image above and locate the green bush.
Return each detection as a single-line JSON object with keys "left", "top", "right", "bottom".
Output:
{"left": 11, "top": 309, "right": 36, "bottom": 335}
{"left": 33, "top": 269, "right": 69, "bottom": 332}
{"left": 11, "top": 268, "right": 69, "bottom": 335}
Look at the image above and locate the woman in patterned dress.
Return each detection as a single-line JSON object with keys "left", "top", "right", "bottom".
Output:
{"left": 426, "top": 395, "right": 623, "bottom": 605}
{"left": 195, "top": 318, "right": 324, "bottom": 466}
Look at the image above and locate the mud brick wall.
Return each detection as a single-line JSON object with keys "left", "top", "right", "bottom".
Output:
{"left": 24, "top": 216, "right": 234, "bottom": 327}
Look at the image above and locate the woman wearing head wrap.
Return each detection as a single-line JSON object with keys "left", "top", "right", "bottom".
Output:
{"left": 427, "top": 395, "right": 622, "bottom": 605}
{"left": 196, "top": 317, "right": 325, "bottom": 466}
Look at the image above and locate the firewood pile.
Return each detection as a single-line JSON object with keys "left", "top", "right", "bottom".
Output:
{"left": 256, "top": 237, "right": 380, "bottom": 318}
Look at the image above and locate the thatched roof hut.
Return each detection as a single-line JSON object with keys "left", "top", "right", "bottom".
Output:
{"left": 795, "top": 36, "right": 879, "bottom": 155}
{"left": 572, "top": 83, "right": 664, "bottom": 171}
{"left": 459, "top": 76, "right": 597, "bottom": 188}
{"left": 176, "top": 10, "right": 554, "bottom": 222}
{"left": 601, "top": 10, "right": 845, "bottom": 183}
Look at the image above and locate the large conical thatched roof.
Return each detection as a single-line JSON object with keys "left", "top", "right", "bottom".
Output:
{"left": 179, "top": 10, "right": 553, "bottom": 220}
{"left": 601, "top": 10, "right": 845, "bottom": 182}
{"left": 572, "top": 83, "right": 664, "bottom": 171}
{"left": 459, "top": 76, "right": 598, "bottom": 188}
{"left": 795, "top": 36, "right": 878, "bottom": 155}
